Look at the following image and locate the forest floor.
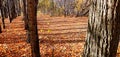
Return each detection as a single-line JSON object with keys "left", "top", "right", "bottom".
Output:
{"left": 0, "top": 15, "right": 120, "bottom": 57}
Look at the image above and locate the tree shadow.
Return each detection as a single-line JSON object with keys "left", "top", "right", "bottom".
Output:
{"left": 0, "top": 38, "right": 26, "bottom": 44}
{"left": 40, "top": 39, "right": 85, "bottom": 44}
{"left": 0, "top": 37, "right": 85, "bottom": 44}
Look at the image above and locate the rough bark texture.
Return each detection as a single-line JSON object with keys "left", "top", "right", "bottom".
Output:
{"left": 83, "top": 0, "right": 120, "bottom": 57}
{"left": 76, "top": 0, "right": 90, "bottom": 17}
{"left": 27, "top": 0, "right": 40, "bottom": 57}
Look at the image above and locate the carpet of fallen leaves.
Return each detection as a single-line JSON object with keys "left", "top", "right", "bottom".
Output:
{"left": 0, "top": 15, "right": 120, "bottom": 57}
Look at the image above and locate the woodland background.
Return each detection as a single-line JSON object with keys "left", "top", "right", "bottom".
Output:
{"left": 0, "top": 0, "right": 120, "bottom": 57}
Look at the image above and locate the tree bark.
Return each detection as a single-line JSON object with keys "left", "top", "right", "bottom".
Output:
{"left": 0, "top": 24, "right": 1, "bottom": 33}
{"left": 22, "top": 0, "right": 30, "bottom": 43}
{"left": 7, "top": 0, "right": 16, "bottom": 23}
{"left": 1, "top": 9, "right": 5, "bottom": 29}
{"left": 0, "top": 16, "right": 2, "bottom": 33}
{"left": 0, "top": 0, "right": 6, "bottom": 29}
{"left": 23, "top": 0, "right": 28, "bottom": 30}
{"left": 17, "top": 0, "right": 21, "bottom": 16}
{"left": 76, "top": 0, "right": 90, "bottom": 17}
{"left": 6, "top": 0, "right": 13, "bottom": 23}
{"left": 27, "top": 0, "right": 40, "bottom": 57}
{"left": 12, "top": 0, "right": 17, "bottom": 18}
{"left": 15, "top": 0, "right": 21, "bottom": 16}
{"left": 0, "top": 0, "right": 1, "bottom": 33}
{"left": 83, "top": 0, "right": 120, "bottom": 57}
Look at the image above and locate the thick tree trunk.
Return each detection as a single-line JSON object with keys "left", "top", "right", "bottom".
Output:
{"left": 27, "top": 0, "right": 40, "bottom": 57}
{"left": 83, "top": 0, "right": 120, "bottom": 57}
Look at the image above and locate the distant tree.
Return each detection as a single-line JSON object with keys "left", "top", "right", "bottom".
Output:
{"left": 15, "top": 0, "right": 21, "bottom": 16}
{"left": 27, "top": 0, "right": 40, "bottom": 57}
{"left": 83, "top": 0, "right": 120, "bottom": 57}
{"left": 38, "top": 0, "right": 83, "bottom": 17}
{"left": 49, "top": 0, "right": 55, "bottom": 16}
{"left": 22, "top": 0, "right": 28, "bottom": 30}
{"left": 63, "top": 0, "right": 75, "bottom": 16}
{"left": 6, "top": 0, "right": 12, "bottom": 22}
{"left": 0, "top": 9, "right": 5, "bottom": 29}
{"left": 0, "top": 0, "right": 5, "bottom": 29}
{"left": 0, "top": 0, "right": 21, "bottom": 32}
{"left": 39, "top": 0, "right": 51, "bottom": 14}
{"left": 63, "top": 0, "right": 67, "bottom": 16}
{"left": 7, "top": 0, "right": 18, "bottom": 23}
{"left": 11, "top": 0, "right": 17, "bottom": 19}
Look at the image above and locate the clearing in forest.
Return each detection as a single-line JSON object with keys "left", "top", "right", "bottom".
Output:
{"left": 0, "top": 16, "right": 120, "bottom": 57}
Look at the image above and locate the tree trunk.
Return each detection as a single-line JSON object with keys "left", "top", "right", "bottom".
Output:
{"left": 76, "top": 0, "right": 90, "bottom": 17}
{"left": 27, "top": 0, "right": 40, "bottom": 57}
{"left": 14, "top": 0, "right": 21, "bottom": 16}
{"left": 12, "top": 0, "right": 17, "bottom": 18}
{"left": 0, "top": 0, "right": 5, "bottom": 29}
{"left": 83, "top": 0, "right": 120, "bottom": 57}
{"left": 6, "top": 0, "right": 13, "bottom": 23}
{"left": 0, "top": 0, "right": 1, "bottom": 33}
{"left": 17, "top": 0, "right": 21, "bottom": 16}
{"left": 7, "top": 0, "right": 16, "bottom": 23}
{"left": 0, "top": 23, "right": 2, "bottom": 33}
{"left": 4, "top": 0, "right": 8, "bottom": 18}
{"left": 0, "top": 8, "right": 5, "bottom": 29}
{"left": 23, "top": 0, "right": 30, "bottom": 43}
{"left": 23, "top": 0, "right": 28, "bottom": 30}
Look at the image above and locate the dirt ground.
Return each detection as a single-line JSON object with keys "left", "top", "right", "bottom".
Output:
{"left": 0, "top": 15, "right": 120, "bottom": 57}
